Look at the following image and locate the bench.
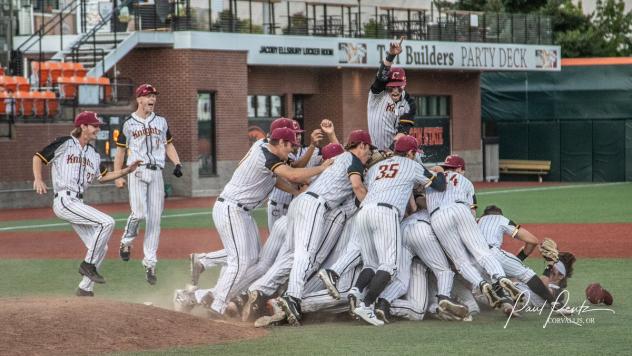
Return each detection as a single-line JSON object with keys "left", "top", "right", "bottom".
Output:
{"left": 498, "top": 159, "right": 552, "bottom": 183}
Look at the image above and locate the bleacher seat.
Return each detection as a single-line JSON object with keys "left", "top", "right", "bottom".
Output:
{"left": 0, "top": 76, "right": 18, "bottom": 92}
{"left": 15, "top": 77, "right": 30, "bottom": 92}
{"left": 33, "top": 91, "right": 47, "bottom": 117}
{"left": 43, "top": 91, "right": 59, "bottom": 117}
{"left": 0, "top": 91, "right": 15, "bottom": 115}
{"left": 62, "top": 62, "right": 75, "bottom": 78}
{"left": 73, "top": 63, "right": 87, "bottom": 77}
{"left": 15, "top": 91, "right": 34, "bottom": 116}
{"left": 49, "top": 62, "right": 63, "bottom": 85}
{"left": 57, "top": 76, "right": 78, "bottom": 99}
{"left": 98, "top": 77, "right": 112, "bottom": 102}
{"left": 31, "top": 62, "right": 51, "bottom": 86}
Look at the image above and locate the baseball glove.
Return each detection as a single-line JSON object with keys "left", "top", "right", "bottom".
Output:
{"left": 539, "top": 238, "right": 559, "bottom": 262}
{"left": 367, "top": 150, "right": 392, "bottom": 168}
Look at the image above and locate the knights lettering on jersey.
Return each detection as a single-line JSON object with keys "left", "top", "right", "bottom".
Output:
{"left": 36, "top": 136, "right": 107, "bottom": 194}
{"left": 117, "top": 112, "right": 173, "bottom": 169}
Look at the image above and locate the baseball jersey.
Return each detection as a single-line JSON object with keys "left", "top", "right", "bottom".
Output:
{"left": 116, "top": 112, "right": 173, "bottom": 168}
{"left": 425, "top": 171, "right": 476, "bottom": 213}
{"left": 478, "top": 214, "right": 520, "bottom": 249}
{"left": 367, "top": 90, "right": 413, "bottom": 151}
{"left": 220, "top": 143, "right": 285, "bottom": 210}
{"left": 36, "top": 136, "right": 107, "bottom": 195}
{"left": 307, "top": 151, "right": 364, "bottom": 207}
{"left": 362, "top": 156, "right": 432, "bottom": 217}
{"left": 268, "top": 146, "right": 321, "bottom": 204}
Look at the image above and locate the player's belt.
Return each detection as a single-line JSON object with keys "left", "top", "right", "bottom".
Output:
{"left": 377, "top": 202, "right": 395, "bottom": 210}
{"left": 217, "top": 197, "right": 250, "bottom": 212}
{"left": 54, "top": 190, "right": 83, "bottom": 199}
{"left": 143, "top": 164, "right": 162, "bottom": 170}
{"left": 430, "top": 200, "right": 470, "bottom": 216}
{"left": 269, "top": 200, "right": 290, "bottom": 209}
{"left": 305, "top": 191, "right": 330, "bottom": 210}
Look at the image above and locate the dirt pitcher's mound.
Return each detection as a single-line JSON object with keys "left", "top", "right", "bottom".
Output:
{"left": 0, "top": 298, "right": 266, "bottom": 356}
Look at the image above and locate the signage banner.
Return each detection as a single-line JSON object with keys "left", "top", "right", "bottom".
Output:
{"left": 179, "top": 32, "right": 560, "bottom": 71}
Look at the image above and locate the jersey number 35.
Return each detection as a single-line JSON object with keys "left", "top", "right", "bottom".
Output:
{"left": 376, "top": 163, "right": 399, "bottom": 180}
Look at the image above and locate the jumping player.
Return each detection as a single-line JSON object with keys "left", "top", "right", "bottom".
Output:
{"left": 114, "top": 84, "right": 183, "bottom": 285}
{"left": 367, "top": 37, "right": 416, "bottom": 151}
{"left": 33, "top": 111, "right": 141, "bottom": 296}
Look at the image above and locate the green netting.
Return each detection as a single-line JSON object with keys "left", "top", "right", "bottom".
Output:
{"left": 527, "top": 121, "right": 560, "bottom": 181}
{"left": 560, "top": 121, "right": 592, "bottom": 182}
{"left": 592, "top": 121, "right": 625, "bottom": 182}
{"left": 498, "top": 122, "right": 528, "bottom": 159}
{"left": 627, "top": 121, "right": 632, "bottom": 181}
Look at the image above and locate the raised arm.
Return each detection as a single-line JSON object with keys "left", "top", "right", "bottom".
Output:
{"left": 371, "top": 38, "right": 403, "bottom": 94}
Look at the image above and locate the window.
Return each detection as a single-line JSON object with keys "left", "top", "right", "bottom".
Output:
{"left": 247, "top": 95, "right": 285, "bottom": 145}
{"left": 409, "top": 95, "right": 451, "bottom": 163}
{"left": 198, "top": 92, "right": 216, "bottom": 176}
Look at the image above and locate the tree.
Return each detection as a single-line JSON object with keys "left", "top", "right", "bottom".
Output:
{"left": 592, "top": 0, "right": 632, "bottom": 56}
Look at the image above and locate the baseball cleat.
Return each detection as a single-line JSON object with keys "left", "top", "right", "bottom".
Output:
{"left": 79, "top": 261, "right": 106, "bottom": 284}
{"left": 173, "top": 287, "right": 197, "bottom": 313}
{"left": 347, "top": 287, "right": 360, "bottom": 317}
{"left": 501, "top": 301, "right": 521, "bottom": 318}
{"left": 190, "top": 253, "right": 205, "bottom": 286}
{"left": 207, "top": 308, "right": 226, "bottom": 320}
{"left": 200, "top": 291, "right": 215, "bottom": 309}
{"left": 318, "top": 269, "right": 340, "bottom": 300}
{"left": 480, "top": 281, "right": 501, "bottom": 308}
{"left": 438, "top": 295, "right": 469, "bottom": 319}
{"left": 277, "top": 295, "right": 302, "bottom": 326}
{"left": 254, "top": 300, "right": 286, "bottom": 327}
{"left": 499, "top": 277, "right": 522, "bottom": 302}
{"left": 75, "top": 288, "right": 94, "bottom": 297}
{"left": 374, "top": 298, "right": 392, "bottom": 324}
{"left": 145, "top": 266, "right": 157, "bottom": 285}
{"left": 119, "top": 243, "right": 130, "bottom": 262}
{"left": 242, "top": 290, "right": 265, "bottom": 322}
{"left": 353, "top": 303, "right": 384, "bottom": 326}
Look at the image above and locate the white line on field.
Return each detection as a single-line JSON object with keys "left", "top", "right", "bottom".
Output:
{"left": 477, "top": 182, "right": 629, "bottom": 196}
{"left": 0, "top": 182, "right": 628, "bottom": 232}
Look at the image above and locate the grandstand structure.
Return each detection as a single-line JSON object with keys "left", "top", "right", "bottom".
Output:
{"left": 0, "top": 0, "right": 560, "bottom": 208}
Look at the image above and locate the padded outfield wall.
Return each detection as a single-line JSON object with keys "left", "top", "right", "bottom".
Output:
{"left": 481, "top": 63, "right": 632, "bottom": 182}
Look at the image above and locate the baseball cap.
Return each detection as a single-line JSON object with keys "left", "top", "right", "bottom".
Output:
{"left": 441, "top": 155, "right": 466, "bottom": 169}
{"left": 270, "top": 117, "right": 295, "bottom": 133}
{"left": 386, "top": 67, "right": 407, "bottom": 87}
{"left": 74, "top": 111, "right": 104, "bottom": 127}
{"left": 321, "top": 143, "right": 344, "bottom": 160}
{"left": 292, "top": 119, "right": 305, "bottom": 133}
{"left": 394, "top": 135, "right": 421, "bottom": 154}
{"left": 135, "top": 84, "right": 158, "bottom": 97}
{"left": 347, "top": 130, "right": 376, "bottom": 149}
{"left": 271, "top": 127, "right": 299, "bottom": 146}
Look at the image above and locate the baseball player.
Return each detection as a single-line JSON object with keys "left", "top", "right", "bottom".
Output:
{"left": 425, "top": 155, "right": 520, "bottom": 314}
{"left": 350, "top": 135, "right": 446, "bottom": 326}
{"left": 368, "top": 37, "right": 416, "bottom": 151}
{"left": 32, "top": 111, "right": 141, "bottom": 296}
{"left": 267, "top": 119, "right": 339, "bottom": 231}
{"left": 113, "top": 84, "right": 183, "bottom": 285}
{"left": 478, "top": 204, "right": 558, "bottom": 306}
{"left": 277, "top": 130, "right": 374, "bottom": 326}
{"left": 205, "top": 127, "right": 332, "bottom": 317}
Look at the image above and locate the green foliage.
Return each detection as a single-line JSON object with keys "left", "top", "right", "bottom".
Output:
{"left": 592, "top": 0, "right": 632, "bottom": 56}
{"left": 283, "top": 12, "right": 309, "bottom": 35}
{"left": 362, "top": 18, "right": 388, "bottom": 39}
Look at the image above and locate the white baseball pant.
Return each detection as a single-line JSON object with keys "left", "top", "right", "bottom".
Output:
{"left": 491, "top": 247, "right": 536, "bottom": 283}
{"left": 120, "top": 167, "right": 164, "bottom": 268}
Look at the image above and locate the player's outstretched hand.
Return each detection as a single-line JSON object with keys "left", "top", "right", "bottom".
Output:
{"left": 115, "top": 177, "right": 126, "bottom": 188}
{"left": 173, "top": 163, "right": 183, "bottom": 178}
{"left": 389, "top": 36, "right": 404, "bottom": 56}
{"left": 431, "top": 165, "right": 444, "bottom": 173}
{"left": 33, "top": 179, "right": 47, "bottom": 195}
{"left": 310, "top": 129, "right": 324, "bottom": 146}
{"left": 321, "top": 158, "right": 334, "bottom": 169}
{"left": 320, "top": 119, "right": 335, "bottom": 135}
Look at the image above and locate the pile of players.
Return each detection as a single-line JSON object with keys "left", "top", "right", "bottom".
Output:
{"left": 172, "top": 38, "right": 576, "bottom": 326}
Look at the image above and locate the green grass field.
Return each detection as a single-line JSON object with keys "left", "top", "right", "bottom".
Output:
{"left": 1, "top": 183, "right": 631, "bottom": 355}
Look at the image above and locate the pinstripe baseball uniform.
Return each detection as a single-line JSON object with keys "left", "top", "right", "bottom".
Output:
{"left": 267, "top": 146, "right": 320, "bottom": 231}
{"left": 389, "top": 256, "right": 429, "bottom": 321}
{"left": 284, "top": 151, "right": 364, "bottom": 301}
{"left": 209, "top": 142, "right": 286, "bottom": 313}
{"left": 478, "top": 214, "right": 536, "bottom": 282}
{"left": 367, "top": 64, "right": 415, "bottom": 151}
{"left": 36, "top": 136, "right": 114, "bottom": 293}
{"left": 402, "top": 210, "right": 455, "bottom": 297}
{"left": 357, "top": 156, "right": 433, "bottom": 275}
{"left": 117, "top": 112, "right": 173, "bottom": 269}
{"left": 426, "top": 171, "right": 506, "bottom": 286}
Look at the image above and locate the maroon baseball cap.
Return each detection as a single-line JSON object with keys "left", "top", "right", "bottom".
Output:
{"left": 394, "top": 135, "right": 421, "bottom": 153}
{"left": 386, "top": 67, "right": 407, "bottom": 87}
{"left": 271, "top": 127, "right": 299, "bottom": 146}
{"left": 441, "top": 155, "right": 466, "bottom": 169}
{"left": 321, "top": 143, "right": 344, "bottom": 160}
{"left": 292, "top": 119, "right": 305, "bottom": 133}
{"left": 74, "top": 111, "right": 103, "bottom": 127}
{"left": 347, "top": 130, "right": 376, "bottom": 149}
{"left": 135, "top": 84, "right": 158, "bottom": 97}
{"left": 270, "top": 117, "right": 295, "bottom": 133}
